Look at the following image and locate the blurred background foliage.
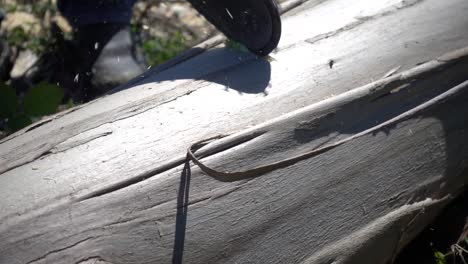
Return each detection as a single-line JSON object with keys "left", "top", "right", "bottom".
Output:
{"left": 0, "top": 81, "right": 64, "bottom": 132}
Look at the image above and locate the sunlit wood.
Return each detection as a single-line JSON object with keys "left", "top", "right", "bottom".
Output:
{"left": 0, "top": 0, "right": 467, "bottom": 263}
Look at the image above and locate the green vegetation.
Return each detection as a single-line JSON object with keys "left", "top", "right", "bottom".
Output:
{"left": 0, "top": 82, "right": 64, "bottom": 132}
{"left": 434, "top": 250, "right": 447, "bottom": 264}
{"left": 142, "top": 32, "right": 187, "bottom": 66}
{"left": 225, "top": 39, "right": 249, "bottom": 53}
{"left": 3, "top": 1, "right": 59, "bottom": 54}
{"left": 433, "top": 238, "right": 468, "bottom": 264}
{"left": 6, "top": 26, "right": 53, "bottom": 54}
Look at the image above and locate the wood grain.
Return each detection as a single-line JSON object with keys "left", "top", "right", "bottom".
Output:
{"left": 0, "top": 0, "right": 467, "bottom": 263}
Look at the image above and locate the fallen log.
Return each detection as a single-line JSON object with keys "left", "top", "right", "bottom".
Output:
{"left": 0, "top": 0, "right": 467, "bottom": 263}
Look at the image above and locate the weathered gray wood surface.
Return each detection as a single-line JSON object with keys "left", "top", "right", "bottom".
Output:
{"left": 1, "top": 0, "right": 468, "bottom": 263}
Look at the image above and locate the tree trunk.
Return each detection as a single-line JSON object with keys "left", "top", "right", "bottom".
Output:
{"left": 1, "top": 0, "right": 467, "bottom": 263}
